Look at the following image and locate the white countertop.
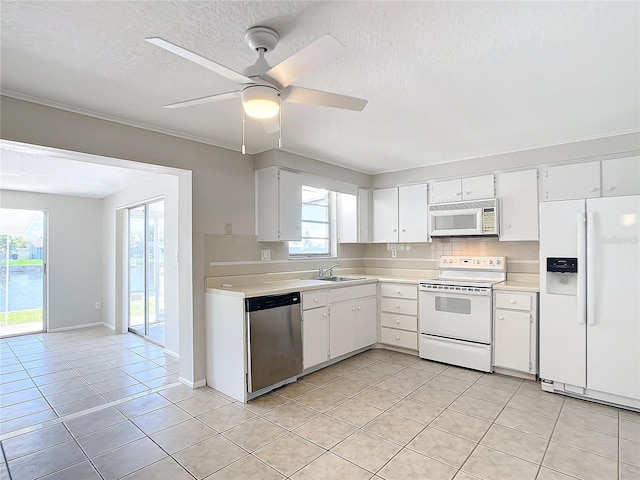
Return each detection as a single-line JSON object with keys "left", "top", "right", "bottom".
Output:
{"left": 494, "top": 281, "right": 540, "bottom": 293}
{"left": 206, "top": 274, "right": 438, "bottom": 298}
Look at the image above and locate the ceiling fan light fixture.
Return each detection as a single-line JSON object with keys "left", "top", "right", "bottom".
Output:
{"left": 241, "top": 85, "right": 280, "bottom": 119}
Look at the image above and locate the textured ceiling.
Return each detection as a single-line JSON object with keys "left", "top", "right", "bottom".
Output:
{"left": 1, "top": 1, "right": 639, "bottom": 175}
{"left": 0, "top": 141, "right": 165, "bottom": 198}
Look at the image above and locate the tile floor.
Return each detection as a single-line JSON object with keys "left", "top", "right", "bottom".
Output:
{"left": 0, "top": 327, "right": 639, "bottom": 480}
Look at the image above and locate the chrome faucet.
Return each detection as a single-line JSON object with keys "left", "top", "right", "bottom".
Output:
{"left": 318, "top": 263, "right": 341, "bottom": 278}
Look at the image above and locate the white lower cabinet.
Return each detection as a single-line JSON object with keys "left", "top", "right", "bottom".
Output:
{"left": 329, "top": 283, "right": 377, "bottom": 359}
{"left": 493, "top": 290, "right": 538, "bottom": 375}
{"left": 302, "top": 291, "right": 329, "bottom": 370}
{"left": 379, "top": 282, "right": 418, "bottom": 351}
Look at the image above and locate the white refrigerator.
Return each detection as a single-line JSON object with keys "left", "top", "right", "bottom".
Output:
{"left": 539, "top": 195, "right": 640, "bottom": 410}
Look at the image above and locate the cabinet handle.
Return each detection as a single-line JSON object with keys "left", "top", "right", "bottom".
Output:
{"left": 393, "top": 229, "right": 397, "bottom": 232}
{"left": 396, "top": 336, "right": 400, "bottom": 340}
{"left": 401, "top": 229, "right": 406, "bottom": 232}
{"left": 465, "top": 191, "right": 471, "bottom": 195}
{"left": 590, "top": 187, "right": 598, "bottom": 192}
{"left": 352, "top": 307, "right": 356, "bottom": 311}
{"left": 455, "top": 192, "right": 462, "bottom": 196}
{"left": 314, "top": 298, "right": 318, "bottom": 303}
{"left": 395, "top": 304, "right": 401, "bottom": 309}
{"left": 395, "top": 290, "right": 401, "bottom": 294}
{"left": 395, "top": 320, "right": 400, "bottom": 324}
{"left": 506, "top": 224, "right": 511, "bottom": 229}
{"left": 509, "top": 300, "right": 516, "bottom": 304}
{"left": 607, "top": 186, "right": 614, "bottom": 191}
{"left": 357, "top": 306, "right": 361, "bottom": 311}
{"left": 323, "top": 313, "right": 327, "bottom": 317}
{"left": 498, "top": 316, "right": 504, "bottom": 320}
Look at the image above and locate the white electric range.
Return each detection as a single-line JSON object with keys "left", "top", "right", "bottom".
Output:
{"left": 419, "top": 255, "right": 506, "bottom": 372}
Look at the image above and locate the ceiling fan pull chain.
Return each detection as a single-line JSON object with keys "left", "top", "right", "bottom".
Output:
{"left": 278, "top": 94, "right": 282, "bottom": 149}
{"left": 241, "top": 107, "right": 246, "bottom": 155}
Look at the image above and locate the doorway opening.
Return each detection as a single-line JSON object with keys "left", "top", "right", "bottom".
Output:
{"left": 0, "top": 208, "right": 46, "bottom": 338}
{"left": 128, "top": 199, "right": 164, "bottom": 346}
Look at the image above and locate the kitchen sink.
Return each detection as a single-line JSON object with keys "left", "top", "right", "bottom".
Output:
{"left": 312, "top": 276, "right": 366, "bottom": 282}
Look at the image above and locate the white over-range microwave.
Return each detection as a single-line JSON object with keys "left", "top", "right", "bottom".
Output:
{"left": 428, "top": 198, "right": 499, "bottom": 237}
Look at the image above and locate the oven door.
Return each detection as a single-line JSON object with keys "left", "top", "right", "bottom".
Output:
{"left": 429, "top": 208, "right": 483, "bottom": 237}
{"left": 419, "top": 289, "right": 491, "bottom": 343}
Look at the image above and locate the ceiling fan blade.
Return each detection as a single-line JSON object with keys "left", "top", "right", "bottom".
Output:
{"left": 262, "top": 34, "right": 344, "bottom": 89}
{"left": 282, "top": 86, "right": 368, "bottom": 111}
{"left": 146, "top": 37, "right": 252, "bottom": 85}
{"left": 164, "top": 91, "right": 240, "bottom": 109}
{"left": 261, "top": 116, "right": 280, "bottom": 135}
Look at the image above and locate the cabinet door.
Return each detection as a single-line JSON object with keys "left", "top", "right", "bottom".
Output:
{"left": 303, "top": 307, "right": 329, "bottom": 369}
{"left": 494, "top": 309, "right": 531, "bottom": 372}
{"left": 429, "top": 179, "right": 461, "bottom": 204}
{"left": 496, "top": 169, "right": 539, "bottom": 241}
{"left": 278, "top": 169, "right": 302, "bottom": 241}
{"left": 543, "top": 161, "right": 600, "bottom": 201}
{"left": 602, "top": 156, "right": 640, "bottom": 197}
{"left": 337, "top": 193, "right": 357, "bottom": 243}
{"left": 372, "top": 187, "right": 399, "bottom": 242}
{"left": 462, "top": 174, "right": 495, "bottom": 200}
{"left": 355, "top": 297, "right": 377, "bottom": 350}
{"left": 399, "top": 184, "right": 428, "bottom": 242}
{"left": 358, "top": 188, "right": 371, "bottom": 243}
{"left": 329, "top": 301, "right": 355, "bottom": 359}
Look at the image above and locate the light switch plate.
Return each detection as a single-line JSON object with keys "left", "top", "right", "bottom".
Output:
{"left": 261, "top": 249, "right": 271, "bottom": 261}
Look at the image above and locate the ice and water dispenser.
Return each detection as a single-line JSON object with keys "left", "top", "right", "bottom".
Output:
{"left": 546, "top": 257, "right": 578, "bottom": 295}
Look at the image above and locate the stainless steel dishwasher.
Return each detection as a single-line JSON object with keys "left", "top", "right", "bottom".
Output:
{"left": 245, "top": 292, "right": 302, "bottom": 393}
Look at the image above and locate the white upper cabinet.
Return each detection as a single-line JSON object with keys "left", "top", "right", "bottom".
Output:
{"left": 372, "top": 184, "right": 428, "bottom": 243}
{"left": 372, "top": 187, "right": 399, "bottom": 242}
{"left": 358, "top": 188, "right": 371, "bottom": 243}
{"left": 429, "top": 174, "right": 495, "bottom": 204}
{"left": 337, "top": 193, "right": 357, "bottom": 243}
{"left": 429, "top": 179, "right": 460, "bottom": 203}
{"left": 602, "top": 156, "right": 640, "bottom": 197}
{"left": 543, "top": 161, "right": 600, "bottom": 201}
{"left": 496, "top": 169, "right": 539, "bottom": 241}
{"left": 399, "top": 184, "right": 428, "bottom": 242}
{"left": 336, "top": 188, "right": 371, "bottom": 244}
{"left": 256, "top": 167, "right": 302, "bottom": 242}
{"left": 462, "top": 175, "right": 495, "bottom": 200}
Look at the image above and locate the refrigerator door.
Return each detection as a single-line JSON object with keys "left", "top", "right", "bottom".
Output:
{"left": 586, "top": 195, "right": 640, "bottom": 400}
{"left": 539, "top": 200, "right": 586, "bottom": 387}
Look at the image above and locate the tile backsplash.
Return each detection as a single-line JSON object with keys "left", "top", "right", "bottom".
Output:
{"left": 205, "top": 235, "right": 539, "bottom": 277}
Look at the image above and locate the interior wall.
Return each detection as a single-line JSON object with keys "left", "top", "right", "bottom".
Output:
{"left": 1, "top": 95, "right": 255, "bottom": 386}
{"left": 102, "top": 174, "right": 180, "bottom": 356}
{"left": 0, "top": 190, "right": 103, "bottom": 331}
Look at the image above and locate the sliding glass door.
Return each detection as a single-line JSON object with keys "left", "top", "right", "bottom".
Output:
{"left": 128, "top": 200, "right": 164, "bottom": 345}
{"left": 0, "top": 208, "right": 46, "bottom": 337}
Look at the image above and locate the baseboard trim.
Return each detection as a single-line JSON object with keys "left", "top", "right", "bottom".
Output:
{"left": 101, "top": 322, "right": 115, "bottom": 331}
{"left": 48, "top": 322, "right": 104, "bottom": 333}
{"left": 163, "top": 348, "right": 179, "bottom": 359}
{"left": 179, "top": 377, "right": 206, "bottom": 389}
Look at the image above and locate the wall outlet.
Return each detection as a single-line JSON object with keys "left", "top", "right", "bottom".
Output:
{"left": 261, "top": 249, "right": 271, "bottom": 261}
{"left": 225, "top": 223, "right": 232, "bottom": 235}
{"left": 95, "top": 302, "right": 102, "bottom": 310}
{"left": 391, "top": 248, "right": 397, "bottom": 258}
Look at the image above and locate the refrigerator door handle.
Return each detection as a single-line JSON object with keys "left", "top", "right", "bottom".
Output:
{"left": 577, "top": 212, "right": 587, "bottom": 325}
{"left": 586, "top": 211, "right": 596, "bottom": 326}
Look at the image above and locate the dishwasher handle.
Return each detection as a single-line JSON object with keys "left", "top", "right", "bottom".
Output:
{"left": 245, "top": 292, "right": 301, "bottom": 312}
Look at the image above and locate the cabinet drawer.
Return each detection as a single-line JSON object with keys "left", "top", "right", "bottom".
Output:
{"left": 380, "top": 283, "right": 418, "bottom": 299}
{"left": 495, "top": 293, "right": 531, "bottom": 311}
{"left": 381, "top": 313, "right": 417, "bottom": 332}
{"left": 381, "top": 297, "right": 418, "bottom": 316}
{"left": 303, "top": 290, "right": 328, "bottom": 310}
{"left": 381, "top": 328, "right": 418, "bottom": 350}
{"left": 329, "top": 283, "right": 377, "bottom": 303}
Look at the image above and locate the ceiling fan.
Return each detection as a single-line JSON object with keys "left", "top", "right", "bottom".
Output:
{"left": 146, "top": 26, "right": 368, "bottom": 149}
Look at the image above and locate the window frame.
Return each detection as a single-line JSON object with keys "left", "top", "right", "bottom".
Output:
{"left": 288, "top": 186, "right": 336, "bottom": 258}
